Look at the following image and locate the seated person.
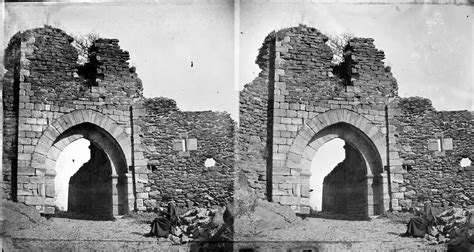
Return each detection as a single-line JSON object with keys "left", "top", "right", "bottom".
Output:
{"left": 147, "top": 202, "right": 178, "bottom": 237}
{"left": 404, "top": 201, "right": 438, "bottom": 238}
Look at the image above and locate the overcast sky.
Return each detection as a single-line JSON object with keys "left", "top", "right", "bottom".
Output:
{"left": 3, "top": 1, "right": 472, "bottom": 121}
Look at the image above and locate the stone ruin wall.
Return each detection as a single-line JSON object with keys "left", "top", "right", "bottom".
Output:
{"left": 393, "top": 97, "right": 473, "bottom": 210}
{"left": 237, "top": 33, "right": 273, "bottom": 199}
{"left": 2, "top": 26, "right": 148, "bottom": 213}
{"left": 2, "top": 26, "right": 235, "bottom": 214}
{"left": 138, "top": 97, "right": 235, "bottom": 209}
{"left": 2, "top": 25, "right": 471, "bottom": 215}
{"left": 239, "top": 25, "right": 403, "bottom": 214}
{"left": 238, "top": 24, "right": 472, "bottom": 214}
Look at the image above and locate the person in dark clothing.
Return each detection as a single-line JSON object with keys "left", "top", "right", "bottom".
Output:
{"left": 147, "top": 202, "right": 179, "bottom": 237}
{"left": 404, "top": 201, "right": 438, "bottom": 238}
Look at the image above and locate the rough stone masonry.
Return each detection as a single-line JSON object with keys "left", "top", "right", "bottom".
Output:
{"left": 2, "top": 26, "right": 234, "bottom": 216}
{"left": 237, "top": 25, "right": 472, "bottom": 218}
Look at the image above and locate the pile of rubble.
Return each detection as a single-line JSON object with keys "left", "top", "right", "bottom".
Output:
{"left": 160, "top": 206, "right": 233, "bottom": 245}
{"left": 1, "top": 200, "right": 45, "bottom": 235}
{"left": 425, "top": 207, "right": 474, "bottom": 246}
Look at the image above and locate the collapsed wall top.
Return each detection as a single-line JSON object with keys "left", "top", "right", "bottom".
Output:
{"left": 4, "top": 25, "right": 143, "bottom": 104}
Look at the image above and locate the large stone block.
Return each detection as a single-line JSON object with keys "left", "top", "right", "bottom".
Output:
{"left": 24, "top": 196, "right": 44, "bottom": 205}
{"left": 298, "top": 206, "right": 310, "bottom": 214}
{"left": 274, "top": 123, "right": 287, "bottom": 131}
{"left": 391, "top": 199, "right": 399, "bottom": 208}
{"left": 17, "top": 189, "right": 34, "bottom": 196}
{"left": 392, "top": 192, "right": 404, "bottom": 199}
{"left": 302, "top": 146, "right": 316, "bottom": 160}
{"left": 279, "top": 196, "right": 300, "bottom": 205}
{"left": 427, "top": 139, "right": 439, "bottom": 151}
{"left": 287, "top": 124, "right": 298, "bottom": 132}
{"left": 44, "top": 206, "right": 55, "bottom": 215}
{"left": 273, "top": 153, "right": 286, "bottom": 160}
{"left": 273, "top": 189, "right": 286, "bottom": 196}
{"left": 18, "top": 168, "right": 35, "bottom": 176}
{"left": 45, "top": 184, "right": 55, "bottom": 198}
{"left": 273, "top": 167, "right": 291, "bottom": 175}
{"left": 391, "top": 173, "right": 404, "bottom": 184}
{"left": 289, "top": 135, "right": 307, "bottom": 154}
{"left": 441, "top": 138, "right": 453, "bottom": 151}
{"left": 300, "top": 184, "right": 310, "bottom": 197}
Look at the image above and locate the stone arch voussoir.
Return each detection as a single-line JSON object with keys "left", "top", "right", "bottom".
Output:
{"left": 31, "top": 109, "right": 131, "bottom": 174}
{"left": 287, "top": 109, "right": 386, "bottom": 175}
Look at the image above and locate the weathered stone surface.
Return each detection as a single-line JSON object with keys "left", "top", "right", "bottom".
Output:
{"left": 237, "top": 24, "right": 471, "bottom": 217}
{"left": 395, "top": 97, "right": 473, "bottom": 210}
{"left": 139, "top": 97, "right": 235, "bottom": 209}
{"left": 3, "top": 26, "right": 234, "bottom": 215}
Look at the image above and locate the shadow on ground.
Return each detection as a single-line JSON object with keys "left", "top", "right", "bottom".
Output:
{"left": 297, "top": 211, "right": 370, "bottom": 221}
{"left": 53, "top": 210, "right": 115, "bottom": 221}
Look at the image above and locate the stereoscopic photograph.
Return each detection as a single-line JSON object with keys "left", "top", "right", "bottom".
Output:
{"left": 1, "top": 0, "right": 472, "bottom": 251}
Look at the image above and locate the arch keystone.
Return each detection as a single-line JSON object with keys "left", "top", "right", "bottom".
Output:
{"left": 72, "top": 110, "right": 84, "bottom": 124}
{"left": 80, "top": 109, "right": 92, "bottom": 122}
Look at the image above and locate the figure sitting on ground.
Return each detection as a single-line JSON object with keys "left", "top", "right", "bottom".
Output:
{"left": 146, "top": 202, "right": 179, "bottom": 237}
{"left": 403, "top": 201, "right": 438, "bottom": 238}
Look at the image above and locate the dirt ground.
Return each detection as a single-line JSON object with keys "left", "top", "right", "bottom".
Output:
{"left": 2, "top": 216, "right": 189, "bottom": 251}
{"left": 0, "top": 199, "right": 449, "bottom": 251}
{"left": 1, "top": 215, "right": 448, "bottom": 251}
{"left": 235, "top": 215, "right": 447, "bottom": 251}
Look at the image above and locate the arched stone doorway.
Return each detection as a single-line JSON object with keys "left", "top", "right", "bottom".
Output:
{"left": 30, "top": 109, "right": 133, "bottom": 217}
{"left": 283, "top": 109, "right": 389, "bottom": 218}
{"left": 309, "top": 122, "right": 382, "bottom": 218}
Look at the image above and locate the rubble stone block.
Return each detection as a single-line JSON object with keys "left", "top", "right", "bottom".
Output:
{"left": 427, "top": 139, "right": 440, "bottom": 151}
{"left": 279, "top": 196, "right": 300, "bottom": 206}
{"left": 44, "top": 207, "right": 55, "bottom": 215}
{"left": 25, "top": 196, "right": 44, "bottom": 205}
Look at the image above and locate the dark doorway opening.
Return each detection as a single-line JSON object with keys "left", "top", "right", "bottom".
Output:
{"left": 68, "top": 142, "right": 113, "bottom": 219}
{"left": 321, "top": 143, "right": 368, "bottom": 219}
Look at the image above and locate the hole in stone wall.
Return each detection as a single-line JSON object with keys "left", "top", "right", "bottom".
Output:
{"left": 148, "top": 164, "right": 157, "bottom": 172}
{"left": 460, "top": 158, "right": 472, "bottom": 167}
{"left": 403, "top": 164, "right": 413, "bottom": 172}
{"left": 72, "top": 33, "right": 101, "bottom": 87}
{"left": 204, "top": 158, "right": 216, "bottom": 168}
{"left": 54, "top": 138, "right": 91, "bottom": 211}
{"left": 326, "top": 32, "right": 354, "bottom": 86}
{"left": 309, "top": 138, "right": 345, "bottom": 212}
